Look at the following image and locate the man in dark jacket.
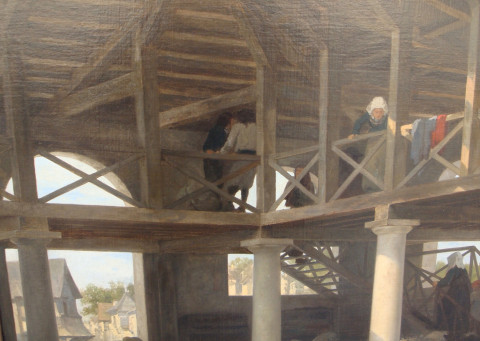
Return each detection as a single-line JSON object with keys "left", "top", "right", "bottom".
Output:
{"left": 202, "top": 112, "right": 232, "bottom": 184}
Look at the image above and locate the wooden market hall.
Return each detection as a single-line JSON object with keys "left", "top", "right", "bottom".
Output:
{"left": 1, "top": 0, "right": 480, "bottom": 340}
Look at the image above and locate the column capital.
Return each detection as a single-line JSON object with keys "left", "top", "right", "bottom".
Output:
{"left": 365, "top": 219, "right": 419, "bottom": 236}
{"left": 241, "top": 238, "right": 292, "bottom": 253}
{"left": 10, "top": 231, "right": 61, "bottom": 247}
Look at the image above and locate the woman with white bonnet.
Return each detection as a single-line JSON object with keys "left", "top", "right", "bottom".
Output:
{"left": 435, "top": 251, "right": 471, "bottom": 340}
{"left": 348, "top": 96, "right": 389, "bottom": 192}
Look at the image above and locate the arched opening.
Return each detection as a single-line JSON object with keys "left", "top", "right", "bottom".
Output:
{"left": 4, "top": 153, "right": 141, "bottom": 340}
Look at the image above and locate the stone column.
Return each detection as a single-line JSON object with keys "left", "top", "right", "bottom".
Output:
{"left": 241, "top": 238, "right": 292, "bottom": 341}
{"left": 13, "top": 238, "right": 58, "bottom": 341}
{"left": 0, "top": 244, "right": 16, "bottom": 341}
{"left": 365, "top": 219, "right": 419, "bottom": 341}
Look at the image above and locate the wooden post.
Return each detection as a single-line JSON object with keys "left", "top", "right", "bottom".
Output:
{"left": 318, "top": 49, "right": 328, "bottom": 203}
{"left": 385, "top": 23, "right": 412, "bottom": 190}
{"left": 2, "top": 33, "right": 37, "bottom": 202}
{"left": 325, "top": 28, "right": 343, "bottom": 201}
{"left": 133, "top": 30, "right": 163, "bottom": 209}
{"left": 461, "top": 0, "right": 480, "bottom": 175}
{"left": 256, "top": 66, "right": 277, "bottom": 212}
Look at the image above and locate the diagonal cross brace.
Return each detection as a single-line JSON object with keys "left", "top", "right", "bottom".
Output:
{"left": 331, "top": 135, "right": 386, "bottom": 200}
{"left": 269, "top": 152, "right": 320, "bottom": 212}
{"left": 38, "top": 150, "right": 144, "bottom": 207}
{"left": 164, "top": 157, "right": 259, "bottom": 213}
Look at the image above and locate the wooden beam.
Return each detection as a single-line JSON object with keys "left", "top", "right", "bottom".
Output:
{"left": 47, "top": 16, "right": 138, "bottom": 105}
{"left": 2, "top": 2, "right": 38, "bottom": 202}
{"left": 423, "top": 20, "right": 469, "bottom": 40}
{"left": 157, "top": 70, "right": 254, "bottom": 85}
{"left": 424, "top": 0, "right": 471, "bottom": 22}
{"left": 159, "top": 85, "right": 255, "bottom": 128}
{"left": 162, "top": 31, "right": 247, "bottom": 48}
{"left": 392, "top": 204, "right": 480, "bottom": 224}
{"left": 159, "top": 230, "right": 259, "bottom": 253}
{"left": 261, "top": 173, "right": 480, "bottom": 226}
{"left": 140, "top": 0, "right": 170, "bottom": 46}
{"left": 48, "top": 237, "right": 160, "bottom": 253}
{"left": 461, "top": 0, "right": 480, "bottom": 175}
{"left": 175, "top": 9, "right": 236, "bottom": 22}
{"left": 55, "top": 73, "right": 135, "bottom": 116}
{"left": 231, "top": 1, "right": 268, "bottom": 66}
{"left": 158, "top": 50, "right": 256, "bottom": 68}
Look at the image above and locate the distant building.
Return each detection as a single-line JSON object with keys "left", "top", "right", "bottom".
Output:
{"left": 7, "top": 258, "right": 93, "bottom": 341}
{"left": 89, "top": 294, "right": 137, "bottom": 341}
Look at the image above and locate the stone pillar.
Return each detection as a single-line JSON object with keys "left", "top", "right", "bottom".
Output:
{"left": 0, "top": 244, "right": 16, "bottom": 341}
{"left": 241, "top": 238, "right": 292, "bottom": 341}
{"left": 365, "top": 219, "right": 419, "bottom": 341}
{"left": 13, "top": 238, "right": 58, "bottom": 341}
{"left": 133, "top": 253, "right": 149, "bottom": 341}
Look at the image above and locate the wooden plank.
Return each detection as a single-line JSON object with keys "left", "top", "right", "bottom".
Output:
{"left": 273, "top": 145, "right": 318, "bottom": 160}
{"left": 256, "top": 66, "right": 277, "bottom": 212}
{"left": 55, "top": 73, "right": 135, "bottom": 116}
{"left": 140, "top": 0, "right": 170, "bottom": 46}
{"left": 461, "top": 0, "right": 480, "bottom": 175}
{"left": 423, "top": 20, "right": 469, "bottom": 40}
{"left": 158, "top": 49, "right": 256, "bottom": 68}
{"left": 157, "top": 70, "right": 254, "bottom": 85}
{"left": 2, "top": 3, "right": 38, "bottom": 202}
{"left": 159, "top": 85, "right": 255, "bottom": 128}
{"left": 424, "top": 0, "right": 471, "bottom": 21}
{"left": 134, "top": 32, "right": 163, "bottom": 209}
{"left": 162, "top": 31, "right": 247, "bottom": 47}
{"left": 48, "top": 16, "right": 138, "bottom": 104}
{"left": 48, "top": 237, "right": 160, "bottom": 253}
{"left": 175, "top": 9, "right": 236, "bottom": 22}
{"left": 158, "top": 230, "right": 258, "bottom": 253}
{"left": 261, "top": 172, "right": 480, "bottom": 226}
{"left": 0, "top": 201, "right": 260, "bottom": 226}
{"left": 231, "top": 1, "right": 268, "bottom": 66}
{"left": 393, "top": 204, "right": 480, "bottom": 224}
{"left": 162, "top": 149, "right": 259, "bottom": 161}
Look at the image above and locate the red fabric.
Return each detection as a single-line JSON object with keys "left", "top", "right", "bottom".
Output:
{"left": 431, "top": 114, "right": 447, "bottom": 149}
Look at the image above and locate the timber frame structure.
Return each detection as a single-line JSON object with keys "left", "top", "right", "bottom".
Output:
{"left": 1, "top": 0, "right": 480, "bottom": 340}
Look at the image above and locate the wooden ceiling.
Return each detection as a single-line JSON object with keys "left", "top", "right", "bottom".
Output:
{"left": 1, "top": 0, "right": 474, "bottom": 154}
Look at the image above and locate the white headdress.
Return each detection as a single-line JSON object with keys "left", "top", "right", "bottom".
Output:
{"left": 447, "top": 251, "right": 465, "bottom": 270}
{"left": 366, "top": 96, "right": 389, "bottom": 115}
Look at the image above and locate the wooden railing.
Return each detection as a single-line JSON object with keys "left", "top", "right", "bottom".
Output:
{"left": 404, "top": 246, "right": 480, "bottom": 326}
{"left": 332, "top": 112, "right": 468, "bottom": 201}
{"left": 162, "top": 149, "right": 260, "bottom": 213}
